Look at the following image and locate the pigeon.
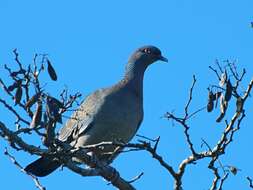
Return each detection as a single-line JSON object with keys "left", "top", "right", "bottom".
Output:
{"left": 25, "top": 45, "right": 167, "bottom": 177}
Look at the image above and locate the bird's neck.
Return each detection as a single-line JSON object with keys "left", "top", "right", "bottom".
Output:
{"left": 122, "top": 61, "right": 148, "bottom": 98}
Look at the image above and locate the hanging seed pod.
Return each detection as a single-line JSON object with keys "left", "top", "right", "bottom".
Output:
{"left": 225, "top": 79, "right": 233, "bottom": 101}
{"left": 43, "top": 112, "right": 48, "bottom": 124}
{"left": 50, "top": 96, "right": 64, "bottom": 108}
{"left": 41, "top": 63, "right": 45, "bottom": 71}
{"left": 7, "top": 82, "right": 19, "bottom": 92}
{"left": 220, "top": 94, "right": 228, "bottom": 114}
{"left": 8, "top": 79, "right": 22, "bottom": 92}
{"left": 30, "top": 103, "right": 42, "bottom": 128}
{"left": 236, "top": 97, "right": 243, "bottom": 113}
{"left": 207, "top": 101, "right": 214, "bottom": 112}
{"left": 215, "top": 91, "right": 222, "bottom": 108}
{"left": 207, "top": 91, "right": 215, "bottom": 112}
{"left": 46, "top": 96, "right": 63, "bottom": 123}
{"left": 216, "top": 113, "right": 225, "bottom": 122}
{"left": 25, "top": 92, "right": 41, "bottom": 109}
{"left": 14, "top": 86, "right": 22, "bottom": 105}
{"left": 47, "top": 59, "right": 57, "bottom": 81}
{"left": 43, "top": 120, "right": 56, "bottom": 147}
{"left": 216, "top": 94, "right": 228, "bottom": 122}
{"left": 219, "top": 70, "right": 227, "bottom": 87}
{"left": 57, "top": 114, "right": 63, "bottom": 124}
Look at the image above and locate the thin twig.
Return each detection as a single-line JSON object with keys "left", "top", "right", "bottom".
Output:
{"left": 247, "top": 177, "right": 253, "bottom": 189}
{"left": 127, "top": 172, "right": 144, "bottom": 184}
{"left": 184, "top": 75, "right": 196, "bottom": 120}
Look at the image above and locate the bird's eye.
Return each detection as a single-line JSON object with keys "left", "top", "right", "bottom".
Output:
{"left": 143, "top": 48, "right": 151, "bottom": 54}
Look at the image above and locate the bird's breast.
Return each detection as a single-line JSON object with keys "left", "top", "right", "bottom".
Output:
{"left": 83, "top": 90, "right": 143, "bottom": 145}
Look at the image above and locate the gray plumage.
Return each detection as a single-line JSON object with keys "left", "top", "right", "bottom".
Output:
{"left": 25, "top": 45, "right": 167, "bottom": 177}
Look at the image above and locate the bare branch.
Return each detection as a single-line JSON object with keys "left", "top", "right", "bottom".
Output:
{"left": 0, "top": 121, "right": 136, "bottom": 190}
{"left": 247, "top": 176, "right": 253, "bottom": 189}
{"left": 184, "top": 75, "right": 196, "bottom": 120}
{"left": 127, "top": 172, "right": 144, "bottom": 184}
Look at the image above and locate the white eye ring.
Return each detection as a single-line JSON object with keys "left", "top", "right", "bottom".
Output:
{"left": 144, "top": 49, "right": 151, "bottom": 54}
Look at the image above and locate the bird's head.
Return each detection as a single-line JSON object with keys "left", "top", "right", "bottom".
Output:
{"left": 129, "top": 45, "right": 168, "bottom": 66}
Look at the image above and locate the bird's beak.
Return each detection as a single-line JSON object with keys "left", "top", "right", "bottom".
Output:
{"left": 158, "top": 55, "right": 168, "bottom": 62}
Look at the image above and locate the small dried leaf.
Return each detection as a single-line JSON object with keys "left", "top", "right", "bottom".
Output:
{"left": 47, "top": 59, "right": 57, "bottom": 81}
{"left": 236, "top": 97, "right": 243, "bottom": 113}
{"left": 219, "top": 71, "right": 227, "bottom": 87}
{"left": 30, "top": 103, "right": 42, "bottom": 128}
{"left": 25, "top": 92, "right": 41, "bottom": 109}
{"left": 229, "top": 166, "right": 238, "bottom": 175}
{"left": 14, "top": 86, "right": 22, "bottom": 105}
{"left": 225, "top": 79, "right": 233, "bottom": 101}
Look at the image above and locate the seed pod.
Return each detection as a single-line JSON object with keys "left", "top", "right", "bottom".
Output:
{"left": 215, "top": 91, "right": 222, "bottom": 100}
{"left": 207, "top": 101, "right": 214, "bottom": 112}
{"left": 7, "top": 82, "right": 19, "bottom": 92}
{"left": 220, "top": 94, "right": 228, "bottom": 114}
{"left": 42, "top": 120, "right": 55, "bottom": 147}
{"left": 216, "top": 113, "right": 225, "bottom": 122}
{"left": 236, "top": 97, "right": 243, "bottom": 113}
{"left": 209, "top": 91, "right": 216, "bottom": 101}
{"left": 14, "top": 86, "right": 22, "bottom": 105}
{"left": 50, "top": 96, "right": 64, "bottom": 108}
{"left": 216, "top": 94, "right": 228, "bottom": 122}
{"left": 8, "top": 79, "right": 22, "bottom": 92}
{"left": 41, "top": 63, "right": 45, "bottom": 71}
{"left": 25, "top": 92, "right": 41, "bottom": 109}
{"left": 215, "top": 91, "right": 222, "bottom": 108}
{"left": 30, "top": 103, "right": 42, "bottom": 128}
{"left": 46, "top": 96, "right": 63, "bottom": 123}
{"left": 47, "top": 59, "right": 57, "bottom": 81}
{"left": 219, "top": 71, "right": 227, "bottom": 87}
{"left": 225, "top": 79, "right": 233, "bottom": 101}
{"left": 207, "top": 90, "right": 216, "bottom": 112}
{"left": 43, "top": 112, "right": 48, "bottom": 123}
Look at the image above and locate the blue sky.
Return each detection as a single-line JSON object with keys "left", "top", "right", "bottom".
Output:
{"left": 0, "top": 0, "right": 253, "bottom": 189}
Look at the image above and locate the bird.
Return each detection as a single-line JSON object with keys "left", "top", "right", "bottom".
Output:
{"left": 24, "top": 45, "right": 168, "bottom": 177}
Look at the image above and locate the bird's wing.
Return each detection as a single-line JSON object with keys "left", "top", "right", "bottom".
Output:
{"left": 58, "top": 89, "right": 105, "bottom": 142}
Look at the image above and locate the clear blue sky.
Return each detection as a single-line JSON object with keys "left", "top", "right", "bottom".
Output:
{"left": 0, "top": 0, "right": 253, "bottom": 189}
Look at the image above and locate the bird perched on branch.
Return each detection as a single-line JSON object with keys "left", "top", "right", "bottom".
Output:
{"left": 25, "top": 45, "right": 168, "bottom": 177}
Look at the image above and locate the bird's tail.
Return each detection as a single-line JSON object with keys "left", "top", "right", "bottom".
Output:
{"left": 24, "top": 157, "right": 61, "bottom": 177}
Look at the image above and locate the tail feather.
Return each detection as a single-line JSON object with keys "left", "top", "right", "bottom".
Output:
{"left": 24, "top": 157, "right": 61, "bottom": 177}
